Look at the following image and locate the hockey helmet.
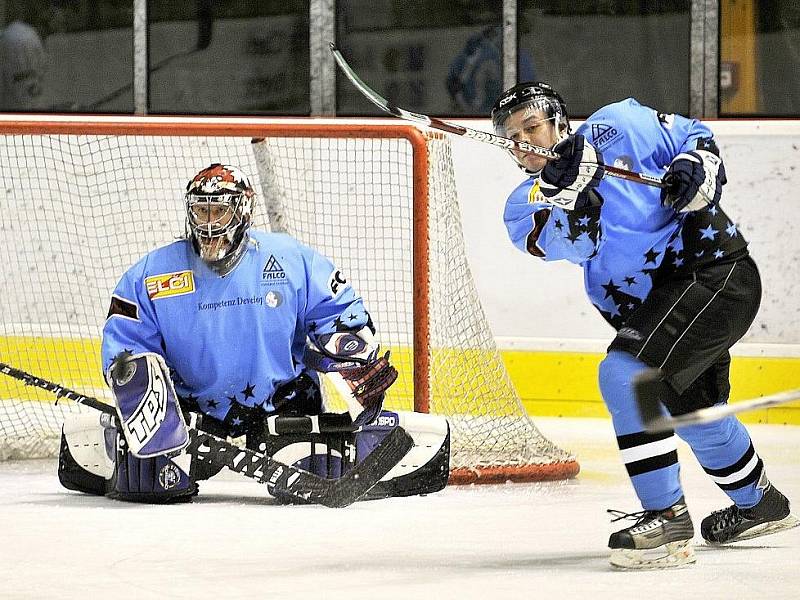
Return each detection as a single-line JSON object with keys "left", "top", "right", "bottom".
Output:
{"left": 185, "top": 163, "right": 256, "bottom": 275}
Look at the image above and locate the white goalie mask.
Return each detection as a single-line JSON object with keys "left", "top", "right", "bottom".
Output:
{"left": 185, "top": 163, "right": 256, "bottom": 276}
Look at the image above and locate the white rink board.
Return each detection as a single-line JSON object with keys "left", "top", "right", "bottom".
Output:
{"left": 1, "top": 117, "right": 798, "bottom": 352}
{"left": 451, "top": 119, "right": 800, "bottom": 351}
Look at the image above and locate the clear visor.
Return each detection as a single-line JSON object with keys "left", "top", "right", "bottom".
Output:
{"left": 495, "top": 97, "right": 564, "bottom": 139}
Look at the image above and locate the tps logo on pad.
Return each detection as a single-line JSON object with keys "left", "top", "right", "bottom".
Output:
{"left": 145, "top": 271, "right": 195, "bottom": 300}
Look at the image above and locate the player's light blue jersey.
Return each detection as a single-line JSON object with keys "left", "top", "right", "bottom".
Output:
{"left": 102, "top": 230, "right": 369, "bottom": 425}
{"left": 503, "top": 98, "right": 748, "bottom": 328}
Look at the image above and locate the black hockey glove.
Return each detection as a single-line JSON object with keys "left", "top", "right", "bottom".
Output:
{"left": 539, "top": 134, "right": 605, "bottom": 210}
{"left": 661, "top": 149, "right": 726, "bottom": 212}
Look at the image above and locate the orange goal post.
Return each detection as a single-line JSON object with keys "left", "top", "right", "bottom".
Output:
{"left": 0, "top": 115, "right": 579, "bottom": 483}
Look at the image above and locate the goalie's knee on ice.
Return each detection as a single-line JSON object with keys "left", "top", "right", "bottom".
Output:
{"left": 249, "top": 409, "right": 450, "bottom": 502}
{"left": 58, "top": 412, "right": 198, "bottom": 503}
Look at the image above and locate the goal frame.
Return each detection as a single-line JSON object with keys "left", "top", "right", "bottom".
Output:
{"left": 0, "top": 114, "right": 579, "bottom": 483}
{"left": 0, "top": 115, "right": 432, "bottom": 418}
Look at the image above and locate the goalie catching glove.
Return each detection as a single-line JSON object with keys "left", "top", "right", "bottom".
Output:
{"left": 304, "top": 326, "right": 398, "bottom": 426}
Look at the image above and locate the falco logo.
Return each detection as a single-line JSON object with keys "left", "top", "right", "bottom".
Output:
{"left": 591, "top": 123, "right": 619, "bottom": 148}
{"left": 262, "top": 255, "right": 286, "bottom": 281}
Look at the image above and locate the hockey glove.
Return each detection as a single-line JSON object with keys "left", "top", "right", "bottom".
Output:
{"left": 305, "top": 328, "right": 398, "bottom": 426}
{"left": 661, "top": 149, "right": 726, "bottom": 212}
{"left": 539, "top": 134, "right": 605, "bottom": 210}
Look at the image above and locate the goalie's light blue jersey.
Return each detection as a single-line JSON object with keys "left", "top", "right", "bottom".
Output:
{"left": 102, "top": 231, "right": 369, "bottom": 424}
{"left": 503, "top": 98, "right": 747, "bottom": 328}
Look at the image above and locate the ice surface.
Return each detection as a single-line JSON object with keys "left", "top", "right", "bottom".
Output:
{"left": 1, "top": 418, "right": 798, "bottom": 599}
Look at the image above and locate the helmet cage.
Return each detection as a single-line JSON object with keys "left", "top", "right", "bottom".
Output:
{"left": 186, "top": 193, "right": 248, "bottom": 240}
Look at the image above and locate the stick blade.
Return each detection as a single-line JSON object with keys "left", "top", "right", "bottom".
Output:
{"left": 320, "top": 426, "right": 414, "bottom": 508}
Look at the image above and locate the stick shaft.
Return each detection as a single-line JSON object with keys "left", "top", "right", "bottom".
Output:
{"left": 0, "top": 360, "right": 409, "bottom": 507}
{"left": 642, "top": 388, "right": 800, "bottom": 432}
{"left": 330, "top": 43, "right": 665, "bottom": 189}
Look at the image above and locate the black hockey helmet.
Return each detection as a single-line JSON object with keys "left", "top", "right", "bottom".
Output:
{"left": 490, "top": 81, "right": 570, "bottom": 138}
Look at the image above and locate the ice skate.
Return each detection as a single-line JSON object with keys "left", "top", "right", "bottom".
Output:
{"left": 701, "top": 483, "right": 799, "bottom": 545}
{"left": 608, "top": 498, "right": 696, "bottom": 569}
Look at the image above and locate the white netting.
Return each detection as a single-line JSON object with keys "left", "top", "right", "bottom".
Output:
{"left": 0, "top": 120, "right": 577, "bottom": 481}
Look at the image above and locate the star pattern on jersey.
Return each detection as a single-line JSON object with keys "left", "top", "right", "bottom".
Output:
{"left": 241, "top": 383, "right": 256, "bottom": 400}
{"left": 678, "top": 204, "right": 747, "bottom": 269}
{"left": 595, "top": 277, "right": 643, "bottom": 328}
{"left": 644, "top": 247, "right": 660, "bottom": 264}
{"left": 547, "top": 205, "right": 602, "bottom": 258}
{"left": 221, "top": 401, "right": 257, "bottom": 437}
{"left": 602, "top": 279, "right": 621, "bottom": 298}
{"left": 699, "top": 224, "right": 718, "bottom": 241}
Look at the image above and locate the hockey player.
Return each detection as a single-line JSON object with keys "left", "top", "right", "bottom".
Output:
{"left": 58, "top": 163, "right": 449, "bottom": 503}
{"left": 491, "top": 83, "right": 798, "bottom": 568}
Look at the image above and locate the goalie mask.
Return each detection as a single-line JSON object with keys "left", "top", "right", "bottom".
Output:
{"left": 491, "top": 82, "right": 570, "bottom": 174}
{"left": 185, "top": 163, "right": 255, "bottom": 276}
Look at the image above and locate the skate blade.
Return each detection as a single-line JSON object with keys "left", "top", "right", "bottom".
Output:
{"left": 609, "top": 540, "right": 696, "bottom": 570}
{"left": 708, "top": 513, "right": 800, "bottom": 545}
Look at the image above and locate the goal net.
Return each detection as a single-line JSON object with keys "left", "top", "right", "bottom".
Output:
{"left": 0, "top": 116, "right": 578, "bottom": 483}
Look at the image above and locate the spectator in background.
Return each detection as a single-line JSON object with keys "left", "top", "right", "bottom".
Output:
{"left": 447, "top": 25, "right": 536, "bottom": 114}
{"left": 0, "top": 21, "right": 46, "bottom": 111}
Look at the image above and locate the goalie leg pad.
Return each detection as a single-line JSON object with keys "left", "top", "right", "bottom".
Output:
{"left": 106, "top": 430, "right": 196, "bottom": 504}
{"left": 58, "top": 412, "right": 116, "bottom": 496}
{"left": 359, "top": 410, "right": 450, "bottom": 500}
{"left": 244, "top": 410, "right": 449, "bottom": 502}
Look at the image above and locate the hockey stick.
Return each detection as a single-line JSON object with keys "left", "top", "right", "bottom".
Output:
{"left": 635, "top": 369, "right": 800, "bottom": 432}
{"left": 329, "top": 42, "right": 665, "bottom": 190}
{"left": 0, "top": 361, "right": 413, "bottom": 508}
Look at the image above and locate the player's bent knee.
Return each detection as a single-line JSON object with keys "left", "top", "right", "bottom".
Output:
{"left": 248, "top": 410, "right": 450, "bottom": 503}
{"left": 598, "top": 350, "right": 649, "bottom": 415}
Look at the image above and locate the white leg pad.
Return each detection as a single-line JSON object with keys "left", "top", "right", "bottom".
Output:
{"left": 62, "top": 412, "right": 115, "bottom": 479}
{"left": 380, "top": 411, "right": 449, "bottom": 482}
